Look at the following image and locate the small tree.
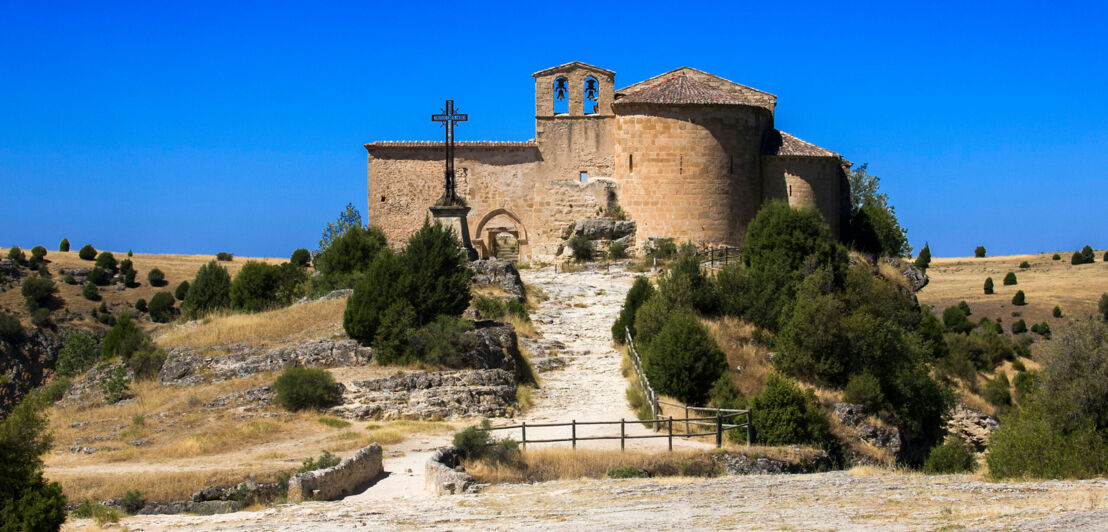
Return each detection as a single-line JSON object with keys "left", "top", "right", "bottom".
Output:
{"left": 0, "top": 389, "right": 69, "bottom": 530}
{"left": 943, "top": 306, "right": 974, "bottom": 334}
{"left": 612, "top": 276, "right": 656, "bottom": 343}
{"left": 147, "top": 268, "right": 166, "bottom": 287}
{"left": 58, "top": 239, "right": 69, "bottom": 252}
{"left": 290, "top": 248, "right": 311, "bottom": 267}
{"left": 81, "top": 282, "right": 99, "bottom": 301}
{"left": 274, "top": 367, "right": 341, "bottom": 411}
{"left": 642, "top": 310, "right": 727, "bottom": 406}
{"left": 95, "top": 251, "right": 117, "bottom": 272}
{"left": 750, "top": 374, "right": 833, "bottom": 448}
{"left": 1100, "top": 293, "right": 1108, "bottom": 322}
{"left": 230, "top": 261, "right": 278, "bottom": 312}
{"left": 1081, "top": 245, "right": 1096, "bottom": 264}
{"left": 30, "top": 246, "right": 47, "bottom": 261}
{"left": 1003, "top": 272, "right": 1017, "bottom": 285}
{"left": 7, "top": 246, "right": 27, "bottom": 266}
{"left": 1053, "top": 253, "right": 1061, "bottom": 260}
{"left": 1053, "top": 306, "right": 1063, "bottom": 318}
{"left": 1104, "top": 251, "right": 1108, "bottom": 262}
{"left": 914, "top": 242, "right": 932, "bottom": 271}
{"left": 0, "top": 311, "right": 23, "bottom": 342}
{"left": 135, "top": 298, "right": 147, "bottom": 312}
{"left": 1019, "top": 261, "right": 1031, "bottom": 269}
{"left": 56, "top": 331, "right": 100, "bottom": 377}
{"left": 182, "top": 261, "right": 231, "bottom": 318}
{"left": 958, "top": 300, "right": 972, "bottom": 316}
{"left": 78, "top": 244, "right": 96, "bottom": 260}
{"left": 21, "top": 276, "right": 58, "bottom": 310}
{"left": 569, "top": 235, "right": 593, "bottom": 262}
{"left": 1012, "top": 319, "right": 1027, "bottom": 334}
{"left": 1072, "top": 252, "right": 1084, "bottom": 265}
{"left": 174, "top": 281, "right": 190, "bottom": 301}
{"left": 318, "top": 202, "right": 364, "bottom": 253}
{"left": 87, "top": 266, "right": 110, "bottom": 286}
{"left": 1012, "top": 290, "right": 1026, "bottom": 306}
{"left": 984, "top": 277, "right": 994, "bottom": 295}
{"left": 216, "top": 252, "right": 233, "bottom": 262}
{"left": 147, "top": 292, "right": 176, "bottom": 323}
{"left": 975, "top": 246, "right": 986, "bottom": 258}
{"left": 923, "top": 438, "right": 976, "bottom": 474}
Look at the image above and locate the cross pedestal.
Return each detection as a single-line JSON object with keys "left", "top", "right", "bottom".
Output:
{"left": 429, "top": 205, "right": 479, "bottom": 261}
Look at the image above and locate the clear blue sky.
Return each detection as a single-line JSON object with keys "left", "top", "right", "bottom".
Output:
{"left": 2, "top": 1, "right": 1105, "bottom": 258}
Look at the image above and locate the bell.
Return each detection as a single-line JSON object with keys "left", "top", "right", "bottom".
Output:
{"left": 585, "top": 78, "right": 598, "bottom": 100}
{"left": 554, "top": 78, "right": 568, "bottom": 100}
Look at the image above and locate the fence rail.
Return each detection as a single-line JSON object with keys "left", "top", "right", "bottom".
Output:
{"left": 487, "top": 412, "right": 749, "bottom": 450}
{"left": 697, "top": 245, "right": 741, "bottom": 270}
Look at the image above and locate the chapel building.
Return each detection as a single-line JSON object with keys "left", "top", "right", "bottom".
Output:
{"left": 365, "top": 61, "right": 850, "bottom": 261}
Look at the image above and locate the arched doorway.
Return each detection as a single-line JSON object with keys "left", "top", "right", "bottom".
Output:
{"left": 475, "top": 209, "right": 528, "bottom": 261}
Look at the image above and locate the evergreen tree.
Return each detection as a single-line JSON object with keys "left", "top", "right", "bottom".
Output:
{"left": 182, "top": 261, "right": 231, "bottom": 318}
{"left": 914, "top": 243, "right": 931, "bottom": 271}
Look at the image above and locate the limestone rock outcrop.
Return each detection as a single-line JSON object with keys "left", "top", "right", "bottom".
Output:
{"left": 470, "top": 259, "right": 525, "bottom": 300}
{"left": 158, "top": 339, "right": 372, "bottom": 385}
{"left": 834, "top": 402, "right": 902, "bottom": 462}
{"left": 946, "top": 403, "right": 999, "bottom": 452}
{"left": 332, "top": 369, "right": 516, "bottom": 420}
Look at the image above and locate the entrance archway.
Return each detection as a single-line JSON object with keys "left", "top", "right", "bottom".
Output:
{"left": 475, "top": 209, "right": 528, "bottom": 261}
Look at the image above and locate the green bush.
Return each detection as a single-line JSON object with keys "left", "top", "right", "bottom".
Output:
{"left": 646, "top": 237, "right": 677, "bottom": 261}
{"left": 63, "top": 274, "right": 75, "bottom": 285}
{"left": 1081, "top": 245, "right": 1096, "bottom": 264}
{"left": 1104, "top": 251, "right": 1108, "bottom": 262}
{"left": 843, "top": 373, "right": 885, "bottom": 412}
{"left": 95, "top": 251, "right": 117, "bottom": 272}
{"left": 451, "top": 423, "right": 520, "bottom": 465}
{"left": 182, "top": 261, "right": 231, "bottom": 318}
{"left": 913, "top": 243, "right": 931, "bottom": 271}
{"left": 1031, "top": 322, "right": 1051, "bottom": 338}
{"left": 315, "top": 225, "right": 388, "bottom": 278}
{"left": 273, "top": 367, "right": 341, "bottom": 411}
{"left": 398, "top": 220, "right": 472, "bottom": 324}
{"left": 344, "top": 251, "right": 405, "bottom": 344}
{"left": 0, "top": 390, "right": 68, "bottom": 530}
{"left": 942, "top": 306, "right": 974, "bottom": 334}
{"left": 81, "top": 282, "right": 99, "bottom": 301}
{"left": 21, "top": 275, "right": 58, "bottom": 310}
{"left": 1101, "top": 293, "right": 1108, "bottom": 322}
{"left": 30, "top": 307, "right": 51, "bottom": 328}
{"left": 987, "top": 400, "right": 1108, "bottom": 480}
{"left": 102, "top": 312, "right": 143, "bottom": 359}
{"left": 922, "top": 438, "right": 976, "bottom": 474}
{"left": 1019, "top": 261, "right": 1030, "bottom": 269}
{"left": 606, "top": 240, "right": 627, "bottom": 260}
{"left": 230, "top": 261, "right": 277, "bottom": 312}
{"left": 631, "top": 294, "right": 675, "bottom": 350}
{"left": 1052, "top": 253, "right": 1060, "bottom": 260}
{"left": 657, "top": 251, "right": 718, "bottom": 314}
{"left": 473, "top": 296, "right": 506, "bottom": 320}
{"left": 568, "top": 235, "right": 593, "bottom": 262}
{"left": 78, "top": 244, "right": 96, "bottom": 260}
{"left": 299, "top": 450, "right": 341, "bottom": 472}
{"left": 87, "top": 266, "right": 111, "bottom": 286}
{"left": 606, "top": 466, "right": 649, "bottom": 479}
{"left": 1012, "top": 370, "right": 1036, "bottom": 402}
{"left": 27, "top": 254, "right": 43, "bottom": 271}
{"left": 0, "top": 311, "right": 23, "bottom": 342}
{"left": 174, "top": 281, "right": 190, "bottom": 301}
{"left": 1053, "top": 305, "right": 1063, "bottom": 318}
{"left": 849, "top": 200, "right": 910, "bottom": 257}
{"left": 147, "top": 268, "right": 166, "bottom": 287}
{"left": 957, "top": 300, "right": 972, "bottom": 316}
{"left": 1012, "top": 319, "right": 1027, "bottom": 334}
{"left": 983, "top": 277, "right": 994, "bottom": 294}
{"left": 974, "top": 246, "right": 986, "bottom": 258}
{"left": 148, "top": 292, "right": 176, "bottom": 323}
{"left": 216, "top": 252, "right": 234, "bottom": 261}
{"left": 1003, "top": 272, "right": 1017, "bottom": 285}
{"left": 643, "top": 310, "right": 727, "bottom": 406}
{"left": 290, "top": 248, "right": 311, "bottom": 267}
{"left": 58, "top": 239, "right": 69, "bottom": 252}
{"left": 749, "top": 374, "right": 833, "bottom": 448}
{"left": 30, "top": 246, "right": 46, "bottom": 261}
{"left": 119, "top": 258, "right": 134, "bottom": 276}
{"left": 612, "top": 276, "right": 655, "bottom": 343}
{"left": 120, "top": 489, "right": 145, "bottom": 514}
{"left": 7, "top": 246, "right": 27, "bottom": 266}
{"left": 1012, "top": 290, "right": 1026, "bottom": 306}
{"left": 1071, "top": 252, "right": 1084, "bottom": 265}
{"left": 984, "top": 373, "right": 1012, "bottom": 407}
{"left": 56, "top": 331, "right": 100, "bottom": 377}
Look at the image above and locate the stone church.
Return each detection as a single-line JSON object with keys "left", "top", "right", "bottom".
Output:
{"left": 365, "top": 61, "right": 850, "bottom": 261}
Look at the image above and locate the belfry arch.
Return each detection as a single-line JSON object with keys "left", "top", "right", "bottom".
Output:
{"left": 474, "top": 208, "right": 528, "bottom": 261}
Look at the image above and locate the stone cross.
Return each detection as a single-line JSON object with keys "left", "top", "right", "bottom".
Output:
{"left": 431, "top": 100, "right": 468, "bottom": 205}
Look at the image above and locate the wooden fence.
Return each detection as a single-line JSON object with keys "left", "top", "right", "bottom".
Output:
{"left": 698, "top": 245, "right": 741, "bottom": 270}
{"left": 486, "top": 412, "right": 749, "bottom": 450}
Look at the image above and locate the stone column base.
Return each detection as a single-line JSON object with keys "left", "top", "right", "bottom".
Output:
{"left": 429, "top": 205, "right": 479, "bottom": 261}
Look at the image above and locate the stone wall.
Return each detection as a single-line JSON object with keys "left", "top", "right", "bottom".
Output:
{"left": 614, "top": 104, "right": 772, "bottom": 246}
{"left": 761, "top": 156, "right": 847, "bottom": 238}
{"left": 287, "top": 443, "right": 384, "bottom": 502}
{"left": 425, "top": 447, "right": 482, "bottom": 495}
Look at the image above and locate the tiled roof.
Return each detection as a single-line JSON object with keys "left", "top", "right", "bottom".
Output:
{"left": 617, "top": 67, "right": 776, "bottom": 99}
{"left": 762, "top": 130, "right": 840, "bottom": 158}
{"left": 532, "top": 61, "right": 615, "bottom": 77}
{"left": 365, "top": 140, "right": 537, "bottom": 150}
{"left": 613, "top": 73, "right": 757, "bottom": 107}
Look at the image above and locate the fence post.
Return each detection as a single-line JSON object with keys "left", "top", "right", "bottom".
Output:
{"left": 746, "top": 410, "right": 753, "bottom": 446}
{"left": 716, "top": 413, "right": 722, "bottom": 448}
{"left": 710, "top": 248, "right": 715, "bottom": 269}
{"left": 668, "top": 417, "right": 673, "bottom": 451}
{"left": 684, "top": 405, "right": 689, "bottom": 435}
{"left": 572, "top": 419, "right": 576, "bottom": 449}
{"left": 621, "top": 418, "right": 625, "bottom": 451}
{"left": 521, "top": 421, "right": 526, "bottom": 449}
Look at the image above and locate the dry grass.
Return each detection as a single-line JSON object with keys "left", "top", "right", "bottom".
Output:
{"left": 465, "top": 446, "right": 825, "bottom": 484}
{"left": 0, "top": 248, "right": 285, "bottom": 333}
{"left": 703, "top": 316, "right": 770, "bottom": 397}
{"left": 877, "top": 261, "right": 911, "bottom": 290}
{"left": 917, "top": 251, "right": 1108, "bottom": 355}
{"left": 50, "top": 468, "right": 285, "bottom": 503}
{"left": 155, "top": 298, "right": 346, "bottom": 349}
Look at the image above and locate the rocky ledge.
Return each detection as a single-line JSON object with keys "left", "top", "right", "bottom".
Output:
{"left": 159, "top": 339, "right": 372, "bottom": 385}
{"left": 331, "top": 369, "right": 517, "bottom": 420}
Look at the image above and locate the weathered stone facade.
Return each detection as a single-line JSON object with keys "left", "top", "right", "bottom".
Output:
{"left": 367, "top": 62, "right": 850, "bottom": 261}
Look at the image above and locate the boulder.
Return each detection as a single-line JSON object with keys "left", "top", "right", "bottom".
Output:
{"left": 834, "top": 402, "right": 902, "bottom": 459}
{"left": 572, "top": 217, "right": 636, "bottom": 240}
{"left": 470, "top": 259, "right": 525, "bottom": 300}
{"left": 946, "top": 403, "right": 999, "bottom": 452}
